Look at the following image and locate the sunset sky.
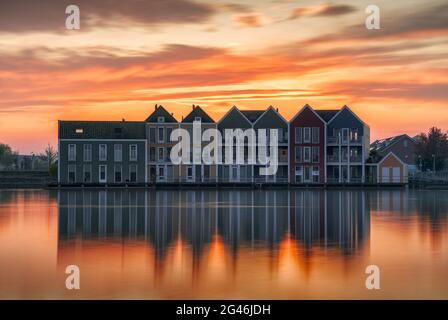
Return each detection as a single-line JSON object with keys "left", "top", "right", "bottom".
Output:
{"left": 0, "top": 0, "right": 447, "bottom": 153}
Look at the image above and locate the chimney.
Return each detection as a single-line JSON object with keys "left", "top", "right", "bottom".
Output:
{"left": 192, "top": 104, "right": 195, "bottom": 110}
{"left": 122, "top": 118, "right": 125, "bottom": 122}
{"left": 155, "top": 104, "right": 158, "bottom": 110}
{"left": 276, "top": 108, "right": 279, "bottom": 112}
{"left": 182, "top": 116, "right": 184, "bottom": 121}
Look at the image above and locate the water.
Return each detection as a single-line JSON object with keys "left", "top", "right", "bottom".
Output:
{"left": 0, "top": 188, "right": 447, "bottom": 299}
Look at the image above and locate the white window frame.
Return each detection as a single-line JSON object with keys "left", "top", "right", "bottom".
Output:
{"left": 114, "top": 144, "right": 122, "bottom": 162}
{"left": 129, "top": 144, "right": 138, "bottom": 161}
{"left": 68, "top": 164, "right": 76, "bottom": 183}
{"left": 295, "top": 127, "right": 302, "bottom": 143}
{"left": 114, "top": 164, "right": 122, "bottom": 183}
{"left": 157, "top": 147, "right": 165, "bottom": 162}
{"left": 295, "top": 146, "right": 302, "bottom": 162}
{"left": 157, "top": 116, "right": 165, "bottom": 123}
{"left": 303, "top": 147, "right": 311, "bottom": 163}
{"left": 312, "top": 127, "right": 319, "bottom": 144}
{"left": 99, "top": 144, "right": 107, "bottom": 161}
{"left": 83, "top": 164, "right": 92, "bottom": 183}
{"left": 158, "top": 127, "right": 165, "bottom": 142}
{"left": 99, "top": 165, "right": 107, "bottom": 183}
{"left": 83, "top": 144, "right": 92, "bottom": 162}
{"left": 187, "top": 165, "right": 194, "bottom": 181}
{"left": 68, "top": 144, "right": 76, "bottom": 161}
{"left": 129, "top": 164, "right": 137, "bottom": 182}
{"left": 304, "top": 127, "right": 311, "bottom": 143}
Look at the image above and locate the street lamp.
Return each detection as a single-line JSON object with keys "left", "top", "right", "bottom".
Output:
{"left": 432, "top": 154, "right": 436, "bottom": 172}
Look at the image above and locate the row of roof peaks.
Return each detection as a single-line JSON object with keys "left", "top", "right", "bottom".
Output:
{"left": 146, "top": 104, "right": 352, "bottom": 124}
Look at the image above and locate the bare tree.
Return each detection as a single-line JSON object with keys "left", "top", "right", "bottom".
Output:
{"left": 41, "top": 143, "right": 58, "bottom": 171}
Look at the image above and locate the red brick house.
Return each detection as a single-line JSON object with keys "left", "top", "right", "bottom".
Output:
{"left": 289, "top": 104, "right": 326, "bottom": 184}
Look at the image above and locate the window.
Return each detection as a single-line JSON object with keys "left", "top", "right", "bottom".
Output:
{"left": 304, "top": 127, "right": 311, "bottom": 143}
{"left": 158, "top": 127, "right": 164, "bottom": 142}
{"left": 312, "top": 127, "right": 319, "bottom": 144}
{"left": 75, "top": 128, "right": 83, "bottom": 134}
{"left": 158, "top": 147, "right": 165, "bottom": 162}
{"left": 68, "top": 144, "right": 76, "bottom": 161}
{"left": 350, "top": 129, "right": 359, "bottom": 142}
{"left": 157, "top": 166, "right": 165, "bottom": 179}
{"left": 99, "top": 165, "right": 107, "bottom": 183}
{"left": 129, "top": 144, "right": 137, "bottom": 161}
{"left": 166, "top": 127, "right": 173, "bottom": 142}
{"left": 342, "top": 128, "right": 349, "bottom": 143}
{"left": 194, "top": 117, "right": 201, "bottom": 122}
{"left": 157, "top": 116, "right": 165, "bottom": 123}
{"left": 83, "top": 144, "right": 92, "bottom": 162}
{"left": 149, "top": 127, "right": 156, "bottom": 143}
{"left": 312, "top": 166, "right": 320, "bottom": 183}
{"left": 68, "top": 164, "right": 76, "bottom": 183}
{"left": 312, "top": 147, "right": 320, "bottom": 163}
{"left": 187, "top": 166, "right": 193, "bottom": 179}
{"left": 114, "top": 144, "right": 122, "bottom": 162}
{"left": 303, "top": 147, "right": 311, "bottom": 163}
{"left": 304, "top": 166, "right": 311, "bottom": 182}
{"left": 114, "top": 164, "right": 122, "bottom": 183}
{"left": 295, "top": 127, "right": 302, "bottom": 143}
{"left": 295, "top": 166, "right": 303, "bottom": 183}
{"left": 404, "top": 140, "right": 408, "bottom": 148}
{"left": 99, "top": 144, "right": 107, "bottom": 161}
{"left": 129, "top": 164, "right": 137, "bottom": 182}
{"left": 149, "top": 147, "right": 156, "bottom": 162}
{"left": 295, "top": 147, "right": 302, "bottom": 162}
{"left": 83, "top": 164, "right": 91, "bottom": 183}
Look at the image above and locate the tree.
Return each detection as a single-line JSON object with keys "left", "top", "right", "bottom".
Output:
{"left": 0, "top": 143, "right": 18, "bottom": 169}
{"left": 40, "top": 143, "right": 58, "bottom": 172}
{"left": 415, "top": 127, "right": 448, "bottom": 172}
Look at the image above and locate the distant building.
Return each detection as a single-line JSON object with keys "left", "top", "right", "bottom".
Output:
{"left": 370, "top": 134, "right": 417, "bottom": 172}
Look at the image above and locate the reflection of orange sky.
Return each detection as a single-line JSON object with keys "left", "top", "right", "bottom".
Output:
{"left": 0, "top": 1, "right": 447, "bottom": 153}
{"left": 1, "top": 190, "right": 447, "bottom": 299}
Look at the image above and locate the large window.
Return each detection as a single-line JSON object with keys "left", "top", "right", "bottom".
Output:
{"left": 166, "top": 127, "right": 173, "bottom": 142}
{"left": 149, "top": 127, "right": 156, "bottom": 143}
{"left": 83, "top": 144, "right": 92, "bottom": 162}
{"left": 149, "top": 147, "right": 156, "bottom": 162}
{"left": 157, "top": 147, "right": 165, "bottom": 162}
{"left": 303, "top": 147, "right": 311, "bottom": 163}
{"left": 295, "top": 147, "right": 302, "bottom": 162}
{"left": 99, "top": 144, "right": 107, "bottom": 161}
{"left": 312, "top": 127, "right": 319, "bottom": 144}
{"left": 303, "top": 127, "right": 311, "bottom": 143}
{"left": 312, "top": 147, "right": 320, "bottom": 163}
{"left": 83, "top": 164, "right": 92, "bottom": 183}
{"left": 304, "top": 166, "right": 311, "bottom": 182}
{"left": 158, "top": 127, "right": 164, "bottom": 142}
{"left": 68, "top": 164, "right": 76, "bottom": 183}
{"left": 129, "top": 144, "right": 137, "bottom": 161}
{"left": 68, "top": 144, "right": 76, "bottom": 161}
{"left": 114, "top": 144, "right": 122, "bottom": 162}
{"left": 295, "top": 127, "right": 302, "bottom": 143}
{"left": 312, "top": 166, "right": 320, "bottom": 183}
{"left": 114, "top": 164, "right": 122, "bottom": 183}
{"left": 99, "top": 165, "right": 107, "bottom": 183}
{"left": 129, "top": 164, "right": 137, "bottom": 182}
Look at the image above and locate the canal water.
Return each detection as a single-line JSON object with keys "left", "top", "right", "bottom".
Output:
{"left": 0, "top": 189, "right": 447, "bottom": 299}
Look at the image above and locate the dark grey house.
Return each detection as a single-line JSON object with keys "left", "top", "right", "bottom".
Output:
{"left": 322, "top": 105, "right": 370, "bottom": 183}
{"left": 58, "top": 121, "right": 147, "bottom": 185}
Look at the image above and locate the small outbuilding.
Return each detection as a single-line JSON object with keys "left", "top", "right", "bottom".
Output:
{"left": 377, "top": 152, "right": 408, "bottom": 184}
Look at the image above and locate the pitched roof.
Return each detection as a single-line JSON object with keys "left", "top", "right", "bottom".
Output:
{"left": 314, "top": 110, "right": 339, "bottom": 123}
{"left": 59, "top": 121, "right": 146, "bottom": 139}
{"left": 145, "top": 105, "right": 178, "bottom": 123}
{"left": 182, "top": 105, "right": 215, "bottom": 123}
{"left": 371, "top": 134, "right": 414, "bottom": 153}
{"left": 240, "top": 110, "right": 264, "bottom": 123}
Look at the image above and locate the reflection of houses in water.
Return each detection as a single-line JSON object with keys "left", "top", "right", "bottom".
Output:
{"left": 58, "top": 189, "right": 370, "bottom": 257}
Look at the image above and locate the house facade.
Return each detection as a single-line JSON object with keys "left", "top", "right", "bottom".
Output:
{"left": 179, "top": 105, "right": 218, "bottom": 183}
{"left": 371, "top": 134, "right": 417, "bottom": 172}
{"left": 253, "top": 106, "right": 288, "bottom": 183}
{"left": 289, "top": 105, "right": 326, "bottom": 184}
{"left": 217, "top": 106, "right": 255, "bottom": 183}
{"left": 58, "top": 121, "right": 147, "bottom": 185}
{"left": 145, "top": 105, "right": 179, "bottom": 183}
{"left": 325, "top": 106, "right": 370, "bottom": 183}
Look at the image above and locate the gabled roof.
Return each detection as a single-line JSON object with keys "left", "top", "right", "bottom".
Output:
{"left": 145, "top": 105, "right": 178, "bottom": 123}
{"left": 240, "top": 110, "right": 264, "bottom": 123}
{"left": 290, "top": 104, "right": 327, "bottom": 124}
{"left": 328, "top": 105, "right": 367, "bottom": 126}
{"left": 314, "top": 109, "right": 339, "bottom": 123}
{"left": 254, "top": 105, "right": 288, "bottom": 126}
{"left": 371, "top": 134, "right": 415, "bottom": 153}
{"left": 378, "top": 151, "right": 406, "bottom": 166}
{"left": 217, "top": 105, "right": 252, "bottom": 126}
{"left": 182, "top": 105, "right": 215, "bottom": 123}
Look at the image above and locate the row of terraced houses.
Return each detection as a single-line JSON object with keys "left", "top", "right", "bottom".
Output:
{"left": 58, "top": 104, "right": 412, "bottom": 186}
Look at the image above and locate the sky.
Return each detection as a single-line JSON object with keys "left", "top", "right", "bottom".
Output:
{"left": 0, "top": 0, "right": 447, "bottom": 154}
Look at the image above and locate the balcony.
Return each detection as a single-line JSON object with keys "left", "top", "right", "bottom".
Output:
{"left": 349, "top": 155, "right": 363, "bottom": 162}
{"left": 327, "top": 154, "right": 339, "bottom": 162}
